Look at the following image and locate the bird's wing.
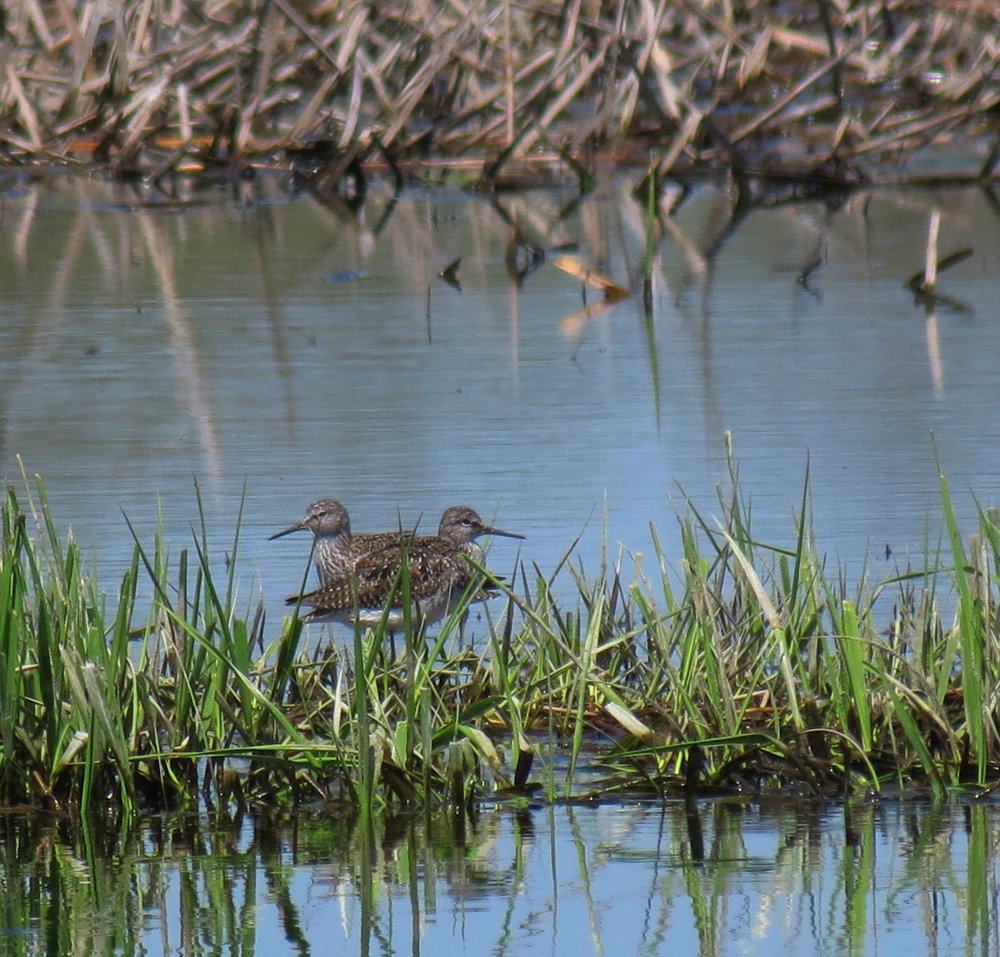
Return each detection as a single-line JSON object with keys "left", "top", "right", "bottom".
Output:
{"left": 288, "top": 541, "right": 477, "bottom": 611}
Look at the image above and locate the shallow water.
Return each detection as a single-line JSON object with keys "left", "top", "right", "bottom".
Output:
{"left": 4, "top": 173, "right": 1000, "bottom": 952}
{"left": 3, "top": 174, "right": 1000, "bottom": 633}
{"left": 4, "top": 797, "right": 999, "bottom": 956}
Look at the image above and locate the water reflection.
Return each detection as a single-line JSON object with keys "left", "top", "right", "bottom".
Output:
{"left": 2, "top": 174, "right": 1000, "bottom": 628}
{"left": 3, "top": 799, "right": 998, "bottom": 955}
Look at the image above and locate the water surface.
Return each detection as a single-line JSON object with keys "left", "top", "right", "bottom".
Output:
{"left": 4, "top": 176, "right": 1000, "bottom": 954}
{"left": 2, "top": 174, "right": 999, "bottom": 625}
{"left": 4, "top": 798, "right": 997, "bottom": 956}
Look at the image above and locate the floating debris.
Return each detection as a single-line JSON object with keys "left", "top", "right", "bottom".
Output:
{"left": 554, "top": 257, "right": 630, "bottom": 302}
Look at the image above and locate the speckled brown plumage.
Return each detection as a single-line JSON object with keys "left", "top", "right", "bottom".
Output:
{"left": 286, "top": 505, "right": 523, "bottom": 629}
{"left": 269, "top": 498, "right": 418, "bottom": 584}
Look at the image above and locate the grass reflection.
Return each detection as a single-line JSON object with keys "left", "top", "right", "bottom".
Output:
{"left": 0, "top": 801, "right": 997, "bottom": 956}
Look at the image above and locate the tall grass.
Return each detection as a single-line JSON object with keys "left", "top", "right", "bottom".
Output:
{"left": 3, "top": 450, "right": 1000, "bottom": 819}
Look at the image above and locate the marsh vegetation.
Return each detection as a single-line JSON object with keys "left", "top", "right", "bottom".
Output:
{"left": 4, "top": 0, "right": 1000, "bottom": 821}
{"left": 3, "top": 440, "right": 1000, "bottom": 820}
{"left": 3, "top": 0, "right": 999, "bottom": 196}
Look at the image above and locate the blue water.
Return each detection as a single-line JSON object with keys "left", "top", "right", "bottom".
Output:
{"left": 3, "top": 176, "right": 998, "bottom": 640}
{"left": 3, "top": 173, "right": 1000, "bottom": 954}
{"left": 3, "top": 798, "right": 996, "bottom": 956}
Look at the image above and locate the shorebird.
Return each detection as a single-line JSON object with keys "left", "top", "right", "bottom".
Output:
{"left": 269, "top": 498, "right": 416, "bottom": 584}
{"left": 286, "top": 505, "right": 524, "bottom": 631}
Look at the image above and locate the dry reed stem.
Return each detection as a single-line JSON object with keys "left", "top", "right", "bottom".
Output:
{"left": 924, "top": 210, "right": 941, "bottom": 292}
{"left": 727, "top": 47, "right": 858, "bottom": 145}
{"left": 655, "top": 110, "right": 702, "bottom": 179}
{"left": 4, "top": 68, "right": 43, "bottom": 149}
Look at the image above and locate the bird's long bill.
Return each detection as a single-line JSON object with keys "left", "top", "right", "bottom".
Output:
{"left": 268, "top": 521, "right": 307, "bottom": 541}
{"left": 483, "top": 525, "right": 526, "bottom": 540}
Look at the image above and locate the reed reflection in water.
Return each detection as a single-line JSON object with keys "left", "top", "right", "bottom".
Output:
{"left": 1, "top": 174, "right": 1000, "bottom": 624}
{"left": 2, "top": 799, "right": 996, "bottom": 956}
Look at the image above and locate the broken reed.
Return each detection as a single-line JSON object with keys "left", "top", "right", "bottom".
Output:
{"left": 3, "top": 1, "right": 1000, "bottom": 189}
{"left": 1, "top": 460, "right": 999, "bottom": 819}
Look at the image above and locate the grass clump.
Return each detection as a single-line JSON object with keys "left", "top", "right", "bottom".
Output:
{"left": 3, "top": 449, "right": 1000, "bottom": 821}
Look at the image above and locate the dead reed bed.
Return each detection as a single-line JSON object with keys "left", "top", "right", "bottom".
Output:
{"left": 2, "top": 1, "right": 999, "bottom": 192}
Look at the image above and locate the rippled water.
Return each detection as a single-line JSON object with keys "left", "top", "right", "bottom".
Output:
{"left": 4, "top": 797, "right": 998, "bottom": 956}
{"left": 4, "top": 172, "right": 1000, "bottom": 954}
{"left": 3, "top": 173, "right": 999, "bottom": 628}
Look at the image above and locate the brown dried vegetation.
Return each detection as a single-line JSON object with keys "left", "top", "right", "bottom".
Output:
{"left": 1, "top": 0, "right": 999, "bottom": 189}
